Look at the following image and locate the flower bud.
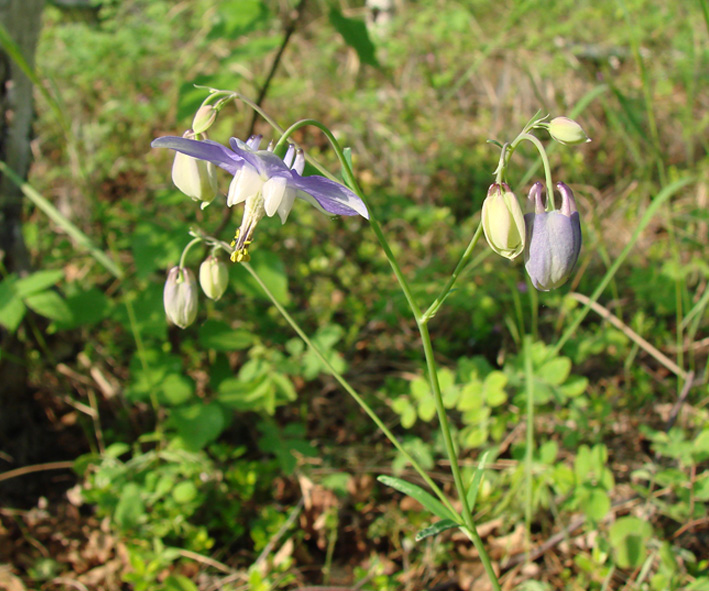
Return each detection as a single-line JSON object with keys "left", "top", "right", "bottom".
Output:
{"left": 481, "top": 183, "right": 526, "bottom": 260}
{"left": 171, "top": 131, "right": 218, "bottom": 207}
{"left": 524, "top": 182, "right": 582, "bottom": 291}
{"left": 199, "top": 256, "right": 229, "bottom": 301}
{"left": 548, "top": 117, "right": 590, "bottom": 146}
{"left": 163, "top": 266, "right": 198, "bottom": 328}
{"left": 192, "top": 105, "right": 217, "bottom": 135}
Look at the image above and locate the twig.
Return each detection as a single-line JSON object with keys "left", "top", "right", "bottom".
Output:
{"left": 214, "top": 0, "right": 308, "bottom": 239}
{"left": 0, "top": 461, "right": 74, "bottom": 484}
{"left": 254, "top": 497, "right": 305, "bottom": 569}
{"left": 178, "top": 549, "right": 236, "bottom": 575}
{"left": 569, "top": 292, "right": 691, "bottom": 382}
{"left": 665, "top": 370, "right": 695, "bottom": 431}
{"left": 247, "top": 0, "right": 308, "bottom": 136}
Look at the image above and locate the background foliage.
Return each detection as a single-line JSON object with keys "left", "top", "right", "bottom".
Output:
{"left": 1, "top": 0, "right": 708, "bottom": 590}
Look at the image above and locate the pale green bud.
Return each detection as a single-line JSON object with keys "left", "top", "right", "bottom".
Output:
{"left": 548, "top": 117, "right": 590, "bottom": 146}
{"left": 171, "top": 131, "right": 218, "bottom": 207}
{"left": 199, "top": 255, "right": 229, "bottom": 301}
{"left": 192, "top": 105, "right": 217, "bottom": 135}
{"left": 164, "top": 266, "right": 198, "bottom": 328}
{"left": 482, "top": 183, "right": 526, "bottom": 260}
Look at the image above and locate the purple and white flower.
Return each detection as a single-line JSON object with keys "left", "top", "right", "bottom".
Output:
{"left": 151, "top": 134, "right": 369, "bottom": 262}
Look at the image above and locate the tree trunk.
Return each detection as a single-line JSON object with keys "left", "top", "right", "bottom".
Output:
{"left": 0, "top": 0, "right": 45, "bottom": 475}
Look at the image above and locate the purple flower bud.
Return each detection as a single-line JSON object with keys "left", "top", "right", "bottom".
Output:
{"left": 164, "top": 266, "right": 198, "bottom": 328}
{"left": 524, "top": 182, "right": 582, "bottom": 291}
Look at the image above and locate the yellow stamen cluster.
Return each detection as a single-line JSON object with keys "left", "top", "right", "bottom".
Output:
{"left": 230, "top": 229, "right": 252, "bottom": 263}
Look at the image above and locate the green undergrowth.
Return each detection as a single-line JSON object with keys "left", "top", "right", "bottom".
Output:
{"left": 2, "top": 0, "right": 707, "bottom": 589}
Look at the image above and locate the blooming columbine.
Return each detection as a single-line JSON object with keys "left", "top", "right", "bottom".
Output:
{"left": 481, "top": 182, "right": 525, "bottom": 260}
{"left": 524, "top": 181, "right": 582, "bottom": 291}
{"left": 151, "top": 135, "right": 369, "bottom": 262}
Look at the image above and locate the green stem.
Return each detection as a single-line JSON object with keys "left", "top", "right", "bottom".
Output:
{"left": 268, "top": 121, "right": 501, "bottom": 589}
{"left": 418, "top": 323, "right": 501, "bottom": 591}
{"left": 519, "top": 133, "right": 554, "bottom": 207}
{"left": 422, "top": 223, "right": 484, "bottom": 323}
{"left": 523, "top": 334, "right": 535, "bottom": 559}
{"left": 240, "top": 260, "right": 457, "bottom": 520}
{"left": 179, "top": 237, "right": 202, "bottom": 269}
{"left": 494, "top": 128, "right": 553, "bottom": 208}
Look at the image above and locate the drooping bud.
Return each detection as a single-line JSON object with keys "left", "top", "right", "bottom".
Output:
{"left": 163, "top": 266, "right": 198, "bottom": 328}
{"left": 192, "top": 105, "right": 217, "bottom": 135}
{"left": 524, "top": 182, "right": 582, "bottom": 291}
{"left": 171, "top": 131, "right": 218, "bottom": 207}
{"left": 481, "top": 183, "right": 526, "bottom": 260}
{"left": 548, "top": 117, "right": 591, "bottom": 146}
{"left": 199, "top": 256, "right": 229, "bottom": 301}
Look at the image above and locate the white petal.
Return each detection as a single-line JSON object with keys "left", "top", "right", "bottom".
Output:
{"left": 277, "top": 187, "right": 296, "bottom": 223}
{"left": 172, "top": 152, "right": 217, "bottom": 202}
{"left": 263, "top": 176, "right": 289, "bottom": 217}
{"left": 227, "top": 165, "right": 262, "bottom": 207}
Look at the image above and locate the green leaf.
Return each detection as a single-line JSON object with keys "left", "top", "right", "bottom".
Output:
{"left": 559, "top": 375, "right": 588, "bottom": 398}
{"left": 114, "top": 482, "right": 145, "bottom": 529}
{"left": 206, "top": 0, "right": 269, "bottom": 41}
{"left": 170, "top": 403, "right": 225, "bottom": 451}
{"left": 329, "top": 7, "right": 379, "bottom": 68}
{"left": 198, "top": 320, "right": 255, "bottom": 351}
{"left": 692, "top": 474, "right": 709, "bottom": 501}
{"left": 392, "top": 396, "right": 416, "bottom": 429}
{"left": 15, "top": 269, "right": 64, "bottom": 297}
{"left": 466, "top": 450, "right": 491, "bottom": 512}
{"left": 161, "top": 575, "right": 199, "bottom": 591}
{"left": 483, "top": 371, "right": 507, "bottom": 407}
{"left": 538, "top": 356, "right": 571, "bottom": 386}
{"left": 157, "top": 373, "right": 195, "bottom": 406}
{"left": 0, "top": 275, "right": 26, "bottom": 332}
{"left": 609, "top": 516, "right": 653, "bottom": 569}
{"left": 415, "top": 519, "right": 459, "bottom": 541}
{"left": 377, "top": 475, "right": 457, "bottom": 522}
{"left": 578, "top": 485, "right": 610, "bottom": 522}
{"left": 55, "top": 288, "right": 109, "bottom": 329}
{"left": 172, "top": 481, "right": 198, "bottom": 504}
{"left": 130, "top": 221, "right": 183, "bottom": 280}
{"left": 24, "top": 291, "right": 73, "bottom": 323}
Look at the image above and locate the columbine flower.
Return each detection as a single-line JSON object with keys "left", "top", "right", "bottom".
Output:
{"left": 547, "top": 117, "right": 590, "bottom": 146}
{"left": 481, "top": 182, "right": 525, "bottom": 260}
{"left": 171, "top": 131, "right": 218, "bottom": 207}
{"left": 164, "top": 266, "right": 198, "bottom": 328}
{"left": 199, "top": 255, "right": 229, "bottom": 301}
{"left": 524, "top": 182, "right": 582, "bottom": 291}
{"left": 151, "top": 134, "right": 369, "bottom": 262}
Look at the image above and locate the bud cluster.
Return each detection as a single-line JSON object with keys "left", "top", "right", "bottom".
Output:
{"left": 481, "top": 116, "right": 588, "bottom": 291}
{"left": 163, "top": 255, "right": 229, "bottom": 329}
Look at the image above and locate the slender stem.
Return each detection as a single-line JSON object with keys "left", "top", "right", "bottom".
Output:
{"left": 240, "top": 260, "right": 458, "bottom": 520}
{"left": 523, "top": 334, "right": 535, "bottom": 560}
{"left": 422, "top": 223, "right": 484, "bottom": 323}
{"left": 179, "top": 237, "right": 202, "bottom": 269}
{"left": 308, "top": 128, "right": 501, "bottom": 590}
{"left": 518, "top": 133, "right": 554, "bottom": 206}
